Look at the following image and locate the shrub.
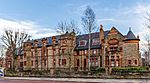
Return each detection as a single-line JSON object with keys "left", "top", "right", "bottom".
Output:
{"left": 112, "top": 66, "right": 149, "bottom": 75}
{"left": 96, "top": 67, "right": 106, "bottom": 73}
{"left": 5, "top": 70, "right": 19, "bottom": 77}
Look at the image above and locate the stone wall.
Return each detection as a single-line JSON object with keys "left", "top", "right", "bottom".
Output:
{"left": 123, "top": 42, "right": 141, "bottom": 66}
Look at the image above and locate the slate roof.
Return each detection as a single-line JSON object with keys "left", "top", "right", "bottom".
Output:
{"left": 15, "top": 48, "right": 22, "bottom": 55}
{"left": 27, "top": 35, "right": 60, "bottom": 48}
{"left": 25, "top": 28, "right": 139, "bottom": 50}
{"left": 75, "top": 31, "right": 109, "bottom": 50}
{"left": 126, "top": 31, "right": 136, "bottom": 39}
{"left": 124, "top": 30, "right": 139, "bottom": 40}
{"left": 26, "top": 31, "right": 110, "bottom": 50}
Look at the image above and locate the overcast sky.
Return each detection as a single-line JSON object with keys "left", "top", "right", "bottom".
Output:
{"left": 0, "top": 0, "right": 149, "bottom": 42}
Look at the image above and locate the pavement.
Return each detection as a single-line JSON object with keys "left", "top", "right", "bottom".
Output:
{"left": 3, "top": 77, "right": 150, "bottom": 83}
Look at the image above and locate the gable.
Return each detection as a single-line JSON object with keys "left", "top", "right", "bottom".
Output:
{"left": 106, "top": 27, "right": 124, "bottom": 41}
{"left": 108, "top": 27, "right": 119, "bottom": 35}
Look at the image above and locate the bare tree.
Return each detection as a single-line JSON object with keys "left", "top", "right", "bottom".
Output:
{"left": 1, "top": 30, "right": 29, "bottom": 70}
{"left": 81, "top": 5, "right": 97, "bottom": 71}
{"left": 145, "top": 12, "right": 150, "bottom": 29}
{"left": 141, "top": 12, "right": 150, "bottom": 66}
{"left": 0, "top": 45, "right": 5, "bottom": 57}
{"left": 57, "top": 20, "right": 80, "bottom": 35}
{"left": 141, "top": 35, "right": 150, "bottom": 66}
{"left": 65, "top": 32, "right": 76, "bottom": 71}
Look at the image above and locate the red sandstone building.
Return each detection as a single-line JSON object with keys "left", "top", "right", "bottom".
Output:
{"left": 5, "top": 25, "right": 141, "bottom": 72}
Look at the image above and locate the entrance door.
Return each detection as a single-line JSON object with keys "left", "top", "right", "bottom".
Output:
{"left": 100, "top": 56, "right": 102, "bottom": 67}
{"left": 84, "top": 59, "right": 86, "bottom": 70}
{"left": 20, "top": 62, "right": 23, "bottom": 70}
{"left": 77, "top": 59, "right": 79, "bottom": 67}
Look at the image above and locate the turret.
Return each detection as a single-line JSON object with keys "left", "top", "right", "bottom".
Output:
{"left": 124, "top": 27, "right": 140, "bottom": 42}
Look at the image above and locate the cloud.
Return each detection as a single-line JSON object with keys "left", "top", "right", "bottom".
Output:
{"left": 72, "top": 2, "right": 98, "bottom": 17}
{"left": 97, "top": 18, "right": 119, "bottom": 23}
{"left": 92, "top": 2, "right": 150, "bottom": 53}
{"left": 0, "top": 18, "right": 58, "bottom": 39}
{"left": 128, "top": 4, "right": 150, "bottom": 36}
{"left": 119, "top": 3, "right": 150, "bottom": 52}
{"left": 0, "top": 18, "right": 58, "bottom": 57}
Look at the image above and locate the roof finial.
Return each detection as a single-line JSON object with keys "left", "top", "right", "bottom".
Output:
{"left": 100, "top": 24, "right": 104, "bottom": 31}
{"left": 129, "top": 27, "right": 131, "bottom": 31}
{"left": 100, "top": 24, "right": 103, "bottom": 29}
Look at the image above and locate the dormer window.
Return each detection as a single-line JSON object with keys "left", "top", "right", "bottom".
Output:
{"left": 92, "top": 38, "right": 99, "bottom": 45}
{"left": 79, "top": 40, "right": 87, "bottom": 46}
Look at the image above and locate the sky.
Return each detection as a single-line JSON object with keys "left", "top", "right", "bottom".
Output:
{"left": 0, "top": 0, "right": 150, "bottom": 46}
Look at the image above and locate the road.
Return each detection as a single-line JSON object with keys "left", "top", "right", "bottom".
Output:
{"left": 0, "top": 79, "right": 86, "bottom": 83}
{"left": 1, "top": 77, "right": 150, "bottom": 83}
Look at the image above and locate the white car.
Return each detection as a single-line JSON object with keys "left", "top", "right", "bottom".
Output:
{"left": 0, "top": 67, "right": 4, "bottom": 77}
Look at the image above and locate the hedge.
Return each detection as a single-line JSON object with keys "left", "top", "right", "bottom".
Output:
{"left": 112, "top": 66, "right": 149, "bottom": 74}
{"left": 96, "top": 67, "right": 106, "bottom": 73}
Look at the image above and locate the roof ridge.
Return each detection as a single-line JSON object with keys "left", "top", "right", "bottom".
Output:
{"left": 77, "top": 30, "right": 110, "bottom": 36}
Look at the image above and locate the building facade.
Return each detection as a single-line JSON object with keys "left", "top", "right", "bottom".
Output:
{"left": 15, "top": 25, "right": 141, "bottom": 72}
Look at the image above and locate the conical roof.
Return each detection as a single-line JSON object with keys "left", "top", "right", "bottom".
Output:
{"left": 125, "top": 28, "right": 139, "bottom": 40}
{"left": 126, "top": 30, "right": 137, "bottom": 39}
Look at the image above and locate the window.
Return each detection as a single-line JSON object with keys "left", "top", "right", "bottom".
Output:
{"left": 100, "top": 56, "right": 102, "bottom": 67}
{"left": 93, "top": 49, "right": 96, "bottom": 54}
{"left": 90, "top": 57, "right": 98, "bottom": 66}
{"left": 116, "top": 56, "right": 119, "bottom": 59}
{"left": 92, "top": 38, "right": 99, "bottom": 45}
{"left": 59, "top": 59, "right": 66, "bottom": 66}
{"left": 79, "top": 40, "right": 87, "bottom": 46}
{"left": 44, "top": 60, "right": 46, "bottom": 66}
{"left": 62, "top": 59, "right": 66, "bottom": 66}
{"left": 24, "top": 61, "right": 27, "bottom": 66}
{"left": 24, "top": 53, "right": 26, "bottom": 58}
{"left": 135, "top": 60, "right": 137, "bottom": 64}
{"left": 97, "top": 49, "right": 100, "bottom": 54}
{"left": 111, "top": 56, "right": 114, "bottom": 59}
{"left": 105, "top": 56, "right": 109, "bottom": 66}
{"left": 128, "top": 60, "right": 131, "bottom": 65}
{"left": 20, "top": 62, "right": 23, "bottom": 67}
{"left": 20, "top": 56, "right": 23, "bottom": 59}
{"left": 31, "top": 61, "right": 33, "bottom": 66}
{"left": 85, "top": 50, "right": 87, "bottom": 54}
{"left": 109, "top": 45, "right": 118, "bottom": 53}
{"left": 116, "top": 60, "right": 119, "bottom": 67}
{"left": 95, "top": 58, "right": 98, "bottom": 66}
{"left": 59, "top": 59, "right": 61, "bottom": 66}
{"left": 77, "top": 51, "right": 79, "bottom": 55}
{"left": 62, "top": 49, "right": 65, "bottom": 53}
{"left": 31, "top": 52, "right": 33, "bottom": 58}
{"left": 78, "top": 51, "right": 81, "bottom": 55}
{"left": 111, "top": 56, "right": 115, "bottom": 67}
{"left": 91, "top": 58, "right": 95, "bottom": 66}
{"left": 82, "top": 50, "right": 84, "bottom": 54}
{"left": 120, "top": 47, "right": 122, "bottom": 51}
{"left": 53, "top": 59, "right": 56, "bottom": 66}
{"left": 77, "top": 59, "right": 79, "bottom": 66}
{"left": 111, "top": 61, "right": 115, "bottom": 67}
